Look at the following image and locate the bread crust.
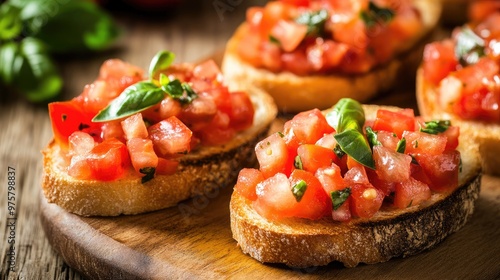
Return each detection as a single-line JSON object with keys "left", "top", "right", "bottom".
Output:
{"left": 416, "top": 67, "right": 500, "bottom": 175}
{"left": 41, "top": 86, "right": 277, "bottom": 216}
{"left": 229, "top": 104, "right": 482, "bottom": 268}
{"left": 221, "top": 0, "right": 442, "bottom": 113}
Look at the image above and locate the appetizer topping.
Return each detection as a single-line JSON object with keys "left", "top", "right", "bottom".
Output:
{"left": 239, "top": 0, "right": 424, "bottom": 75}
{"left": 422, "top": 12, "right": 500, "bottom": 123}
{"left": 235, "top": 98, "right": 461, "bottom": 222}
{"left": 48, "top": 51, "right": 255, "bottom": 182}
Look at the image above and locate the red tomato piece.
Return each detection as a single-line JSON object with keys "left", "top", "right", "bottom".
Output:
{"left": 283, "top": 108, "right": 335, "bottom": 148}
{"left": 372, "top": 109, "right": 415, "bottom": 138}
{"left": 156, "top": 158, "right": 179, "bottom": 175}
{"left": 297, "top": 144, "right": 336, "bottom": 173}
{"left": 441, "top": 125, "right": 460, "bottom": 151}
{"left": 253, "top": 173, "right": 297, "bottom": 220}
{"left": 179, "top": 94, "right": 218, "bottom": 128}
{"left": 126, "top": 138, "right": 158, "bottom": 175}
{"left": 235, "top": 168, "right": 264, "bottom": 201}
{"left": 121, "top": 113, "right": 148, "bottom": 140}
{"left": 86, "top": 138, "right": 130, "bottom": 181}
{"left": 315, "top": 163, "right": 345, "bottom": 194}
{"left": 228, "top": 91, "right": 255, "bottom": 131}
{"left": 192, "top": 59, "right": 223, "bottom": 83}
{"left": 422, "top": 40, "right": 459, "bottom": 85}
{"left": 287, "top": 169, "right": 331, "bottom": 220}
{"left": 100, "top": 121, "right": 125, "bottom": 141}
{"left": 349, "top": 183, "right": 384, "bottom": 219}
{"left": 279, "top": 0, "right": 310, "bottom": 7}
{"left": 315, "top": 133, "right": 337, "bottom": 149}
{"left": 402, "top": 131, "right": 447, "bottom": 156}
{"left": 413, "top": 150, "right": 460, "bottom": 192}
{"left": 68, "top": 131, "right": 95, "bottom": 157}
{"left": 375, "top": 130, "right": 400, "bottom": 151}
{"left": 255, "top": 133, "right": 293, "bottom": 178}
{"left": 366, "top": 168, "right": 396, "bottom": 196}
{"left": 270, "top": 20, "right": 308, "bottom": 52}
{"left": 344, "top": 166, "right": 369, "bottom": 185}
{"left": 373, "top": 145, "right": 412, "bottom": 183}
{"left": 394, "top": 177, "right": 431, "bottom": 209}
{"left": 195, "top": 111, "right": 236, "bottom": 146}
{"left": 148, "top": 116, "right": 193, "bottom": 157}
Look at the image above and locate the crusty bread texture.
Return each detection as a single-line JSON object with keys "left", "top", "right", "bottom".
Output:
{"left": 230, "top": 104, "right": 482, "bottom": 268}
{"left": 221, "top": 0, "right": 442, "bottom": 113}
{"left": 41, "top": 86, "right": 277, "bottom": 216}
{"left": 416, "top": 67, "right": 500, "bottom": 175}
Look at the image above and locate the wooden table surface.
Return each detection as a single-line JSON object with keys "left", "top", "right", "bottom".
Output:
{"left": 0, "top": 1, "right": 266, "bottom": 279}
{"left": 1, "top": 1, "right": 499, "bottom": 280}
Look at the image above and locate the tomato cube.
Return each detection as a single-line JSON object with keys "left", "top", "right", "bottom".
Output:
{"left": 156, "top": 158, "right": 179, "bottom": 175}
{"left": 373, "top": 145, "right": 412, "bottom": 183}
{"left": 394, "top": 177, "right": 431, "bottom": 209}
{"left": 413, "top": 150, "right": 460, "bottom": 192}
{"left": 121, "top": 113, "right": 148, "bottom": 140}
{"left": 228, "top": 91, "right": 255, "bottom": 131}
{"left": 349, "top": 184, "right": 384, "bottom": 218}
{"left": 149, "top": 116, "right": 193, "bottom": 156}
{"left": 297, "top": 144, "right": 336, "bottom": 173}
{"left": 287, "top": 169, "right": 331, "bottom": 220}
{"left": 234, "top": 168, "right": 264, "bottom": 201}
{"left": 255, "top": 133, "right": 292, "bottom": 178}
{"left": 86, "top": 138, "right": 130, "bottom": 181}
{"left": 283, "top": 108, "right": 335, "bottom": 147}
{"left": 253, "top": 173, "right": 297, "bottom": 220}
{"left": 126, "top": 138, "right": 158, "bottom": 174}
{"left": 373, "top": 109, "right": 415, "bottom": 138}
{"left": 402, "top": 131, "right": 447, "bottom": 155}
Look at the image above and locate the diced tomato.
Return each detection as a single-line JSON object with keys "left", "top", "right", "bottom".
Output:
{"left": 179, "top": 94, "right": 218, "bottom": 129}
{"left": 375, "top": 130, "right": 400, "bottom": 151}
{"left": 441, "top": 125, "right": 460, "bottom": 151}
{"left": 68, "top": 131, "right": 95, "bottom": 157}
{"left": 126, "top": 138, "right": 158, "bottom": 175}
{"left": 372, "top": 109, "right": 415, "bottom": 138}
{"left": 366, "top": 168, "right": 395, "bottom": 196}
{"left": 373, "top": 145, "right": 412, "bottom": 183}
{"left": 192, "top": 59, "right": 223, "bottom": 84}
{"left": 297, "top": 144, "right": 336, "bottom": 173}
{"left": 234, "top": 168, "right": 264, "bottom": 201}
{"left": 261, "top": 41, "right": 283, "bottom": 72}
{"left": 315, "top": 163, "right": 345, "bottom": 193}
{"left": 279, "top": 0, "right": 310, "bottom": 7}
{"left": 98, "top": 59, "right": 144, "bottom": 91}
{"left": 227, "top": 91, "right": 255, "bottom": 131}
{"left": 413, "top": 150, "right": 460, "bottom": 192}
{"left": 86, "top": 138, "right": 130, "bottom": 181}
{"left": 196, "top": 111, "right": 236, "bottom": 146}
{"left": 422, "top": 40, "right": 459, "bottom": 85}
{"left": 287, "top": 169, "right": 331, "bottom": 219}
{"left": 121, "top": 113, "right": 148, "bottom": 140}
{"left": 393, "top": 177, "right": 431, "bottom": 209}
{"left": 315, "top": 133, "right": 337, "bottom": 149}
{"left": 255, "top": 133, "right": 293, "bottom": 178}
{"left": 307, "top": 39, "right": 349, "bottom": 72}
{"left": 331, "top": 196, "right": 352, "bottom": 222}
{"left": 454, "top": 58, "right": 499, "bottom": 96}
{"left": 253, "top": 173, "right": 298, "bottom": 219}
{"left": 48, "top": 100, "right": 102, "bottom": 148}
{"left": 344, "top": 166, "right": 369, "bottom": 185}
{"left": 281, "top": 48, "right": 312, "bottom": 75}
{"left": 283, "top": 109, "right": 335, "bottom": 148}
{"left": 156, "top": 158, "right": 179, "bottom": 175}
{"left": 68, "top": 156, "right": 93, "bottom": 180}
{"left": 402, "top": 131, "right": 447, "bottom": 156}
{"left": 271, "top": 20, "right": 308, "bottom": 52}
{"left": 148, "top": 116, "right": 193, "bottom": 157}
{"left": 349, "top": 183, "right": 384, "bottom": 218}
{"left": 100, "top": 121, "right": 125, "bottom": 141}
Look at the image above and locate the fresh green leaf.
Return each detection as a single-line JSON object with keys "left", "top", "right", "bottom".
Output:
{"left": 455, "top": 25, "right": 485, "bottom": 66}
{"left": 331, "top": 187, "right": 351, "bottom": 210}
{"left": 93, "top": 81, "right": 165, "bottom": 122}
{"left": 396, "top": 138, "right": 406, "bottom": 154}
{"left": 0, "top": 3, "right": 22, "bottom": 40}
{"left": 292, "top": 180, "right": 307, "bottom": 202}
{"left": 294, "top": 155, "right": 303, "bottom": 170}
{"left": 162, "top": 79, "right": 198, "bottom": 104}
{"left": 149, "top": 51, "right": 175, "bottom": 78}
{"left": 420, "top": 120, "right": 451, "bottom": 135}
{"left": 360, "top": 1, "right": 395, "bottom": 28}
{"left": 295, "top": 9, "right": 329, "bottom": 36}
{"left": 327, "top": 98, "right": 375, "bottom": 169}
{"left": 333, "top": 144, "right": 346, "bottom": 159}
{"left": 140, "top": 167, "right": 156, "bottom": 183}
{"left": 365, "top": 126, "right": 380, "bottom": 149}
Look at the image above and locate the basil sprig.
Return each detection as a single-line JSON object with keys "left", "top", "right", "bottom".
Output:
{"left": 327, "top": 98, "right": 375, "bottom": 169}
{"left": 295, "top": 9, "right": 329, "bottom": 37}
{"left": 455, "top": 25, "right": 485, "bottom": 67}
{"left": 420, "top": 120, "right": 451, "bottom": 135}
{"left": 331, "top": 188, "right": 351, "bottom": 210}
{"left": 93, "top": 51, "right": 199, "bottom": 122}
{"left": 360, "top": 1, "right": 395, "bottom": 28}
{"left": 0, "top": 0, "right": 120, "bottom": 102}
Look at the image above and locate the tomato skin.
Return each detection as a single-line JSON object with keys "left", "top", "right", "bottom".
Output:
{"left": 287, "top": 169, "right": 331, "bottom": 220}
{"left": 86, "top": 138, "right": 130, "bottom": 181}
{"left": 349, "top": 183, "right": 384, "bottom": 219}
{"left": 255, "top": 133, "right": 293, "bottom": 178}
{"left": 121, "top": 113, "right": 148, "bottom": 140}
{"left": 228, "top": 91, "right": 255, "bottom": 131}
{"left": 413, "top": 150, "right": 460, "bottom": 192}
{"left": 394, "top": 177, "right": 431, "bottom": 209}
{"left": 283, "top": 108, "right": 335, "bottom": 147}
{"left": 402, "top": 131, "right": 447, "bottom": 156}
{"left": 68, "top": 131, "right": 95, "bottom": 157}
{"left": 148, "top": 116, "right": 193, "bottom": 157}
{"left": 372, "top": 109, "right": 415, "bottom": 138}
{"left": 423, "top": 40, "right": 459, "bottom": 85}
{"left": 126, "top": 138, "right": 158, "bottom": 175}
{"left": 253, "top": 173, "right": 297, "bottom": 220}
{"left": 373, "top": 145, "right": 412, "bottom": 183}
{"left": 441, "top": 125, "right": 460, "bottom": 151}
{"left": 315, "top": 163, "right": 345, "bottom": 194}
{"left": 156, "top": 158, "right": 179, "bottom": 175}
{"left": 235, "top": 168, "right": 264, "bottom": 201}
{"left": 270, "top": 19, "right": 308, "bottom": 52}
{"left": 297, "top": 144, "right": 336, "bottom": 173}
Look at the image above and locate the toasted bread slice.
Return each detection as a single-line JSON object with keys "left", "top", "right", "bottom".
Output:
{"left": 416, "top": 67, "right": 500, "bottom": 175}
{"left": 230, "top": 104, "right": 482, "bottom": 268}
{"left": 221, "top": 0, "right": 442, "bottom": 113}
{"left": 42, "top": 86, "right": 277, "bottom": 216}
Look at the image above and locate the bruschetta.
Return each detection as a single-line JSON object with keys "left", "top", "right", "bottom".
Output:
{"left": 230, "top": 98, "right": 482, "bottom": 268}
{"left": 42, "top": 51, "right": 277, "bottom": 216}
{"left": 221, "top": 0, "right": 442, "bottom": 112}
{"left": 417, "top": 10, "right": 500, "bottom": 175}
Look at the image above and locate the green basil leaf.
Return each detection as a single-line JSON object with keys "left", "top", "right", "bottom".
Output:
{"left": 396, "top": 138, "right": 406, "bottom": 154}
{"left": 140, "top": 167, "right": 156, "bottom": 184}
{"left": 12, "top": 38, "right": 62, "bottom": 102}
{"left": 25, "top": 0, "right": 120, "bottom": 53}
{"left": 93, "top": 81, "right": 165, "bottom": 122}
{"left": 327, "top": 98, "right": 375, "bottom": 169}
{"left": 292, "top": 180, "right": 307, "bottom": 202}
{"left": 420, "top": 120, "right": 451, "bottom": 135}
{"left": 365, "top": 126, "right": 380, "bottom": 149}
{"left": 360, "top": 1, "right": 395, "bottom": 28}
{"left": 295, "top": 9, "right": 329, "bottom": 36}
{"left": 455, "top": 25, "right": 485, "bottom": 66}
{"left": 333, "top": 143, "right": 346, "bottom": 159}
{"left": 162, "top": 79, "right": 198, "bottom": 105}
{"left": 331, "top": 187, "right": 351, "bottom": 210}
{"left": 0, "top": 3, "right": 22, "bottom": 40}
{"left": 149, "top": 51, "right": 175, "bottom": 78}
{"left": 294, "top": 155, "right": 303, "bottom": 170}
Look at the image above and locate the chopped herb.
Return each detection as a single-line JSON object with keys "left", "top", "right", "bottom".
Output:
{"left": 396, "top": 138, "right": 406, "bottom": 153}
{"left": 295, "top": 9, "right": 329, "bottom": 36}
{"left": 360, "top": 1, "right": 395, "bottom": 28}
{"left": 420, "top": 120, "right": 451, "bottom": 134}
{"left": 331, "top": 187, "right": 351, "bottom": 210}
{"left": 414, "top": 140, "right": 419, "bottom": 148}
{"left": 277, "top": 131, "right": 285, "bottom": 138}
{"left": 292, "top": 180, "right": 307, "bottom": 202}
{"left": 334, "top": 143, "right": 346, "bottom": 159}
{"left": 455, "top": 25, "right": 485, "bottom": 66}
{"left": 269, "top": 34, "right": 280, "bottom": 45}
{"left": 411, "top": 155, "right": 419, "bottom": 165}
{"left": 366, "top": 126, "right": 381, "bottom": 149}
{"left": 407, "top": 199, "right": 413, "bottom": 208}
{"left": 78, "top": 123, "right": 90, "bottom": 130}
{"left": 294, "top": 155, "right": 303, "bottom": 170}
{"left": 140, "top": 167, "right": 156, "bottom": 183}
